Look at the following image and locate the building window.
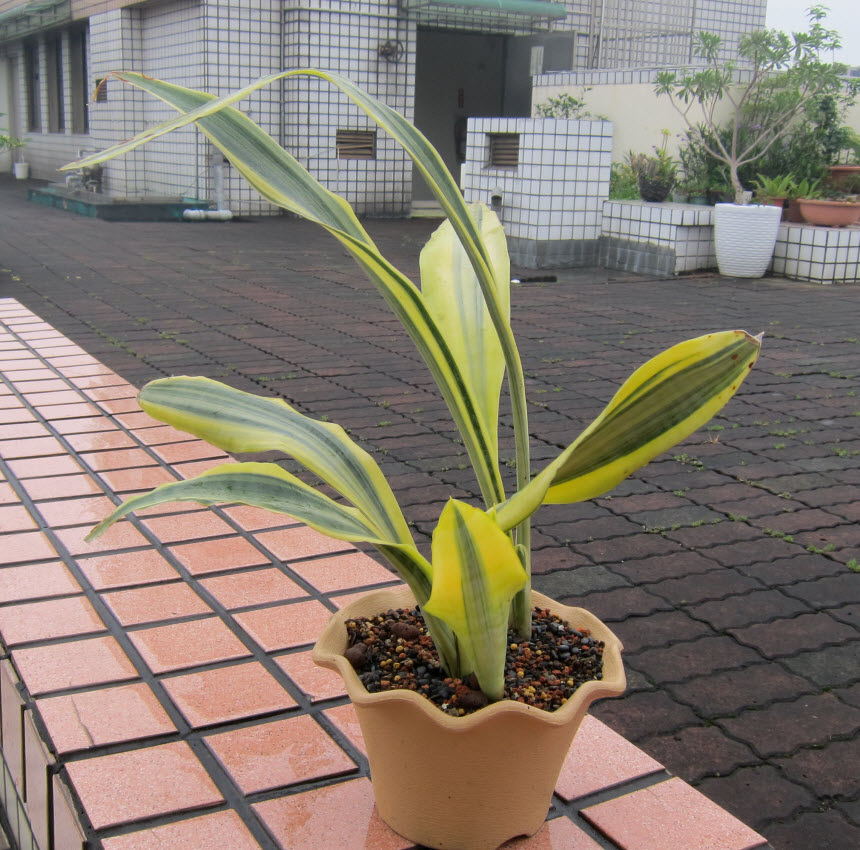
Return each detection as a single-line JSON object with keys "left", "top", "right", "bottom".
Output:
{"left": 46, "top": 34, "right": 65, "bottom": 133}
{"left": 487, "top": 134, "right": 519, "bottom": 169}
{"left": 69, "top": 26, "right": 88, "bottom": 134}
{"left": 336, "top": 129, "right": 376, "bottom": 160}
{"left": 24, "top": 42, "right": 40, "bottom": 132}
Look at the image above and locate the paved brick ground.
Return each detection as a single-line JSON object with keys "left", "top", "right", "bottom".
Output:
{"left": 2, "top": 175, "right": 858, "bottom": 849}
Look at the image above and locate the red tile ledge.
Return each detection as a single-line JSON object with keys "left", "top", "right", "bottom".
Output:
{"left": 0, "top": 301, "right": 771, "bottom": 850}
{"left": 582, "top": 776, "right": 768, "bottom": 850}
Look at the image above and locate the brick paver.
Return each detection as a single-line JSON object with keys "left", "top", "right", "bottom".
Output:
{"left": 1, "top": 176, "right": 858, "bottom": 847}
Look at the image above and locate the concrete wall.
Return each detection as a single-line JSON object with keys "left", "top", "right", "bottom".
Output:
{"left": 533, "top": 71, "right": 860, "bottom": 164}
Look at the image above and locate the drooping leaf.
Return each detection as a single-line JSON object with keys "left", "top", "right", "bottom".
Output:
{"left": 421, "top": 204, "right": 510, "bottom": 464}
{"left": 137, "top": 376, "right": 412, "bottom": 545}
{"left": 62, "top": 72, "right": 507, "bottom": 506}
{"left": 495, "top": 330, "right": 761, "bottom": 530}
{"left": 425, "top": 500, "right": 526, "bottom": 700}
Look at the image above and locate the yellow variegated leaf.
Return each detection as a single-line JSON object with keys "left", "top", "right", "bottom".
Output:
{"left": 65, "top": 73, "right": 505, "bottom": 508}
{"left": 137, "top": 376, "right": 412, "bottom": 545}
{"left": 422, "top": 205, "right": 510, "bottom": 465}
{"left": 496, "top": 330, "right": 761, "bottom": 530}
{"left": 425, "top": 500, "right": 526, "bottom": 700}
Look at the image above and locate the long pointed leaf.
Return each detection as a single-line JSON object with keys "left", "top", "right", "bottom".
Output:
{"left": 68, "top": 73, "right": 505, "bottom": 507}
{"left": 425, "top": 500, "right": 526, "bottom": 700}
{"left": 496, "top": 330, "right": 762, "bottom": 530}
{"left": 421, "top": 205, "right": 510, "bottom": 464}
{"left": 138, "top": 376, "right": 412, "bottom": 544}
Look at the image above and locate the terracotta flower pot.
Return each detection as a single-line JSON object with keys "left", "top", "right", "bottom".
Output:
{"left": 797, "top": 198, "right": 860, "bottom": 227}
{"left": 828, "top": 165, "right": 860, "bottom": 194}
{"left": 313, "top": 586, "right": 626, "bottom": 850}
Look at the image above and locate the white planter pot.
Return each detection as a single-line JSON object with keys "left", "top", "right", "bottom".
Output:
{"left": 713, "top": 203, "right": 782, "bottom": 278}
{"left": 13, "top": 162, "right": 29, "bottom": 180}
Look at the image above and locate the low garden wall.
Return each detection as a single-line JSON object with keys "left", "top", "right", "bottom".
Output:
{"left": 462, "top": 117, "right": 612, "bottom": 269}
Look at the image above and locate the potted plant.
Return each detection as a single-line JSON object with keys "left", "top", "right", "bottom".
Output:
{"left": 786, "top": 175, "right": 823, "bottom": 222}
{"left": 626, "top": 130, "right": 678, "bottom": 202}
{"left": 750, "top": 173, "right": 795, "bottom": 217}
{"left": 72, "top": 70, "right": 761, "bottom": 850}
{"left": 797, "top": 188, "right": 860, "bottom": 227}
{"left": 0, "top": 133, "right": 28, "bottom": 179}
{"left": 655, "top": 6, "right": 856, "bottom": 277}
{"left": 827, "top": 129, "right": 860, "bottom": 193}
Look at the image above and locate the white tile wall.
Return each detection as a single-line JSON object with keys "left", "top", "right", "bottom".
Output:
{"left": 462, "top": 117, "right": 612, "bottom": 243}
{"left": 772, "top": 222, "right": 860, "bottom": 284}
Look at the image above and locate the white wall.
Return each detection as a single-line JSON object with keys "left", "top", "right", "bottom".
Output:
{"left": 534, "top": 75, "right": 860, "bottom": 164}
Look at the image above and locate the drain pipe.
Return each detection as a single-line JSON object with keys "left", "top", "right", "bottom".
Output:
{"left": 183, "top": 151, "right": 234, "bottom": 221}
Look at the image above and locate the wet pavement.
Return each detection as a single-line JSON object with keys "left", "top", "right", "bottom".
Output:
{"left": 1, "top": 175, "right": 858, "bottom": 849}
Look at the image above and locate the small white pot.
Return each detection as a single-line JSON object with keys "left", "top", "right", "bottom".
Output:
{"left": 13, "top": 162, "right": 29, "bottom": 180}
{"left": 713, "top": 203, "right": 782, "bottom": 278}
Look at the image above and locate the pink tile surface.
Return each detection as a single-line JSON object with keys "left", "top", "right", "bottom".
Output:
{"left": 555, "top": 715, "right": 663, "bottom": 802}
{"left": 65, "top": 430, "right": 137, "bottom": 452}
{"left": 582, "top": 777, "right": 768, "bottom": 850}
{"left": 79, "top": 447, "right": 158, "bottom": 471}
{"left": 253, "top": 778, "right": 412, "bottom": 850}
{"left": 289, "top": 551, "right": 397, "bottom": 593}
{"left": 223, "top": 504, "right": 295, "bottom": 531}
{"left": 6, "top": 454, "right": 83, "bottom": 477}
{"left": 77, "top": 549, "right": 181, "bottom": 590}
{"left": 36, "top": 495, "right": 119, "bottom": 528}
{"left": 0, "top": 530, "right": 59, "bottom": 565}
{"left": 151, "top": 441, "right": 230, "bottom": 464}
{"left": 98, "top": 465, "right": 178, "bottom": 493}
{"left": 199, "top": 568, "right": 306, "bottom": 609}
{"left": 505, "top": 817, "right": 605, "bottom": 849}
{"left": 54, "top": 521, "right": 151, "bottom": 555}
{"left": 206, "top": 714, "right": 356, "bottom": 794}
{"left": 256, "top": 526, "right": 356, "bottom": 561}
{"left": 12, "top": 636, "right": 138, "bottom": 695}
{"left": 235, "top": 600, "right": 333, "bottom": 651}
{"left": 163, "top": 661, "right": 297, "bottom": 727}
{"left": 130, "top": 617, "right": 252, "bottom": 673}
{"left": 100, "top": 811, "right": 261, "bottom": 850}
{"left": 275, "top": 651, "right": 347, "bottom": 702}
{"left": 65, "top": 741, "right": 224, "bottom": 829}
{"left": 0, "top": 503, "right": 37, "bottom": 531}
{"left": 103, "top": 582, "right": 213, "bottom": 625}
{"left": 168, "top": 536, "right": 271, "bottom": 576}
{"left": 37, "top": 683, "right": 176, "bottom": 753}
{"left": 23, "top": 473, "right": 104, "bottom": 500}
{"left": 0, "top": 434, "right": 66, "bottom": 458}
{"left": 0, "top": 562, "right": 81, "bottom": 603}
{"left": 323, "top": 702, "right": 366, "bottom": 756}
{"left": 142, "top": 510, "right": 236, "bottom": 543}
{"left": 0, "top": 595, "right": 105, "bottom": 646}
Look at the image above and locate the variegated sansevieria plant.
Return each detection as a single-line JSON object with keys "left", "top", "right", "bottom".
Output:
{"left": 71, "top": 71, "right": 761, "bottom": 702}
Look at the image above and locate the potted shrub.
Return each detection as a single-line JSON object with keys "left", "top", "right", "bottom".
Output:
{"left": 73, "top": 70, "right": 762, "bottom": 850}
{"left": 0, "top": 133, "right": 28, "bottom": 178}
{"left": 655, "top": 6, "right": 856, "bottom": 277}
{"left": 750, "top": 173, "right": 795, "bottom": 218}
{"left": 797, "top": 189, "right": 860, "bottom": 227}
{"left": 786, "top": 176, "right": 823, "bottom": 222}
{"left": 626, "top": 131, "right": 678, "bottom": 202}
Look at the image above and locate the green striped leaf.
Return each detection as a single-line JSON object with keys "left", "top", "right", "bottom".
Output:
{"left": 61, "top": 73, "right": 506, "bottom": 506}
{"left": 495, "top": 330, "right": 761, "bottom": 530}
{"left": 85, "top": 461, "right": 435, "bottom": 599}
{"left": 138, "top": 376, "right": 413, "bottom": 545}
{"left": 425, "top": 500, "right": 526, "bottom": 700}
{"left": 421, "top": 205, "right": 510, "bottom": 465}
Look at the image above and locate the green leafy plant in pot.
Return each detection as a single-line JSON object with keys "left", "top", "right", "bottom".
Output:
{"left": 627, "top": 130, "right": 678, "bottom": 202}
{"left": 72, "top": 71, "right": 761, "bottom": 850}
{"left": 655, "top": 5, "right": 855, "bottom": 277}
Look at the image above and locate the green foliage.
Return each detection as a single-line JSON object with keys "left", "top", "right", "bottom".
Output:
{"left": 750, "top": 173, "right": 795, "bottom": 201}
{"left": 73, "top": 71, "right": 762, "bottom": 703}
{"left": 609, "top": 161, "right": 641, "bottom": 199}
{"left": 655, "top": 6, "right": 859, "bottom": 203}
{"left": 534, "top": 92, "right": 593, "bottom": 119}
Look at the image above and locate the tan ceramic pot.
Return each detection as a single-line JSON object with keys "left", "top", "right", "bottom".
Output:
{"left": 313, "top": 586, "right": 626, "bottom": 850}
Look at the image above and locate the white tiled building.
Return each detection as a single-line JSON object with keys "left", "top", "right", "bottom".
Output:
{"left": 0, "top": 0, "right": 766, "bottom": 216}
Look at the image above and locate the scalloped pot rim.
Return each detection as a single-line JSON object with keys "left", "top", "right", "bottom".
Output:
{"left": 312, "top": 585, "right": 626, "bottom": 730}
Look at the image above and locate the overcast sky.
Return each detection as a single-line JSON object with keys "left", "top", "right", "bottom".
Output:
{"left": 766, "top": 1, "right": 860, "bottom": 66}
